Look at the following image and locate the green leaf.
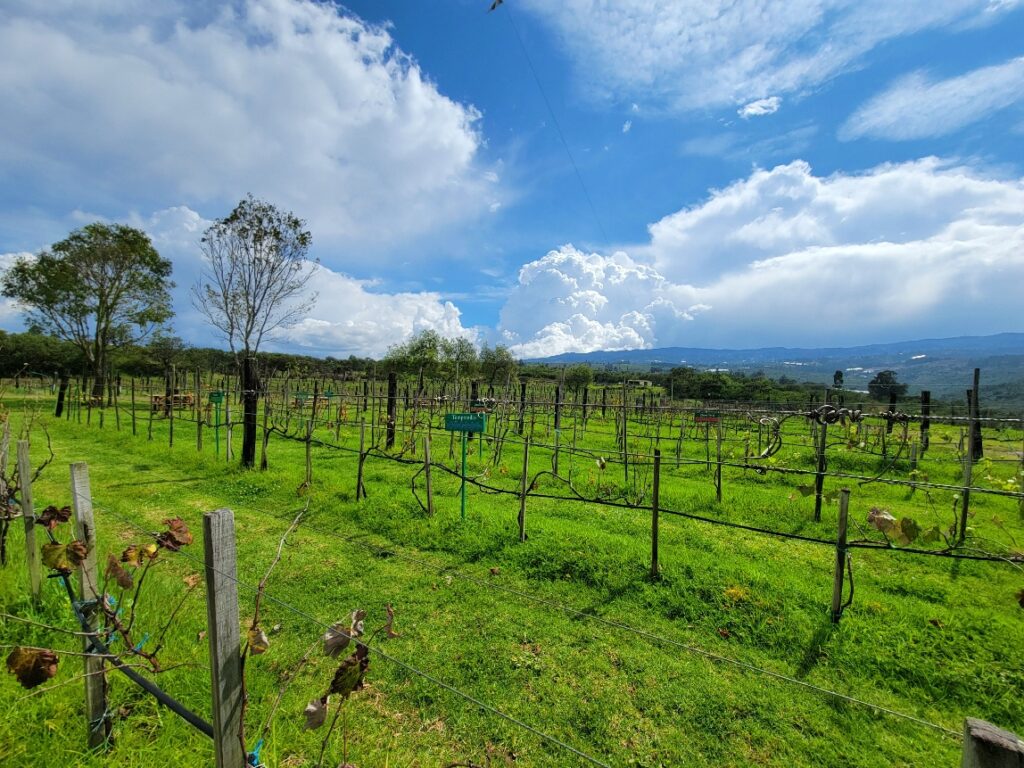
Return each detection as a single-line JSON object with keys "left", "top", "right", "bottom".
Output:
{"left": 920, "top": 526, "right": 942, "bottom": 544}
{"left": 41, "top": 540, "right": 88, "bottom": 573}
{"left": 796, "top": 485, "right": 815, "bottom": 497}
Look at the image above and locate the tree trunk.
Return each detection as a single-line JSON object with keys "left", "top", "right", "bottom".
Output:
{"left": 90, "top": 359, "right": 105, "bottom": 402}
{"left": 241, "top": 356, "right": 258, "bottom": 468}
{"left": 54, "top": 374, "right": 69, "bottom": 417}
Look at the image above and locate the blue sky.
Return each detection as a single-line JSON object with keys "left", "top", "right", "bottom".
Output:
{"left": 1, "top": 0, "right": 1023, "bottom": 357}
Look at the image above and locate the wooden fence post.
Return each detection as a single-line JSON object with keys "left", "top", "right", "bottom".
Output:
{"left": 16, "top": 441, "right": 41, "bottom": 603}
{"left": 356, "top": 419, "right": 367, "bottom": 500}
{"left": 650, "top": 449, "right": 661, "bottom": 580}
{"left": 423, "top": 436, "right": 434, "bottom": 517}
{"left": 203, "top": 508, "right": 244, "bottom": 768}
{"left": 831, "top": 489, "right": 850, "bottom": 623}
{"left": 69, "top": 462, "right": 111, "bottom": 747}
{"left": 715, "top": 423, "right": 723, "bottom": 503}
{"left": 961, "top": 718, "right": 1024, "bottom": 767}
{"left": 814, "top": 420, "right": 828, "bottom": 522}
{"left": 518, "top": 439, "right": 530, "bottom": 543}
{"left": 130, "top": 379, "right": 137, "bottom": 437}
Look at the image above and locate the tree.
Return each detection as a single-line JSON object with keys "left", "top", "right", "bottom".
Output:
{"left": 192, "top": 196, "right": 317, "bottom": 468}
{"left": 1, "top": 223, "right": 173, "bottom": 401}
{"left": 833, "top": 370, "right": 844, "bottom": 389}
{"left": 564, "top": 364, "right": 593, "bottom": 395}
{"left": 147, "top": 333, "right": 189, "bottom": 416}
{"left": 479, "top": 343, "right": 518, "bottom": 390}
{"left": 867, "top": 370, "right": 907, "bottom": 400}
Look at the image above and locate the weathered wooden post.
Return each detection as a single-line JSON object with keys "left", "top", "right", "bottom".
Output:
{"left": 423, "top": 436, "right": 434, "bottom": 516}
{"left": 814, "top": 418, "right": 828, "bottom": 522}
{"left": 650, "top": 449, "right": 661, "bottom": 580}
{"left": 518, "top": 380, "right": 527, "bottom": 435}
{"left": 831, "top": 489, "right": 850, "bottom": 624}
{"left": 961, "top": 719, "right": 1024, "bottom": 767}
{"left": 70, "top": 462, "right": 111, "bottom": 747}
{"left": 385, "top": 371, "right": 397, "bottom": 450}
{"left": 356, "top": 419, "right": 367, "bottom": 500}
{"left": 920, "top": 390, "right": 930, "bottom": 454}
{"left": 16, "top": 441, "right": 41, "bottom": 603}
{"left": 130, "top": 378, "right": 137, "bottom": 436}
{"left": 715, "top": 422, "right": 723, "bottom": 503}
{"left": 195, "top": 369, "right": 203, "bottom": 452}
{"left": 518, "top": 439, "right": 530, "bottom": 543}
{"left": 203, "top": 509, "right": 244, "bottom": 768}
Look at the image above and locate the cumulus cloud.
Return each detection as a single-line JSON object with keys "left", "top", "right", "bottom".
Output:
{"left": 739, "top": 96, "right": 781, "bottom": 118}
{"left": 275, "top": 265, "right": 476, "bottom": 357}
{"left": 0, "top": 0, "right": 489, "bottom": 252}
{"left": 498, "top": 246, "right": 705, "bottom": 357}
{"left": 622, "top": 120, "right": 633, "bottom": 133}
{"left": 520, "top": 1, "right": 1010, "bottom": 112}
{"left": 497, "top": 159, "right": 1024, "bottom": 353}
{"left": 841, "top": 56, "right": 1024, "bottom": 141}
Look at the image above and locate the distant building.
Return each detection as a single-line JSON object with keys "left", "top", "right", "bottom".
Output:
{"left": 626, "top": 379, "right": 653, "bottom": 388}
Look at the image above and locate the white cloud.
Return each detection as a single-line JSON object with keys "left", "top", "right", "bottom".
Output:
{"left": 841, "top": 56, "right": 1024, "bottom": 140}
{"left": 498, "top": 246, "right": 704, "bottom": 357}
{"left": 277, "top": 265, "right": 476, "bottom": 357}
{"left": 521, "top": 1, "right": 1009, "bottom": 112}
{"left": 0, "top": 252, "right": 33, "bottom": 328}
{"left": 739, "top": 96, "right": 781, "bottom": 118}
{"left": 497, "top": 159, "right": 1024, "bottom": 353}
{"left": 0, "top": 0, "right": 489, "bottom": 253}
{"left": 622, "top": 120, "right": 633, "bottom": 133}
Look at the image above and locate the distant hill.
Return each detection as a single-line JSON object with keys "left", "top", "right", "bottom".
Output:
{"left": 530, "top": 333, "right": 1024, "bottom": 404}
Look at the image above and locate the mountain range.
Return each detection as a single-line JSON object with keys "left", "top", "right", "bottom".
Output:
{"left": 531, "top": 333, "right": 1024, "bottom": 404}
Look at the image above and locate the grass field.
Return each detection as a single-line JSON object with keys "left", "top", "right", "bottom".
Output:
{"left": 1, "top": 390, "right": 1022, "bottom": 767}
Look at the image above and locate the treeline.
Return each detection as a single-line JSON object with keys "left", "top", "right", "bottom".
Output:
{"left": 2, "top": 327, "right": 911, "bottom": 406}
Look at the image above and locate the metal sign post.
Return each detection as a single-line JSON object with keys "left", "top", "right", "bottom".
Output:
{"left": 445, "top": 413, "right": 487, "bottom": 521}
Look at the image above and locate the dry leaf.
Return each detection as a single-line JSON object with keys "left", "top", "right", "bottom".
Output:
{"left": 41, "top": 540, "right": 89, "bottom": 573}
{"left": 156, "top": 518, "right": 193, "bottom": 551}
{"left": 183, "top": 573, "right": 201, "bottom": 589}
{"left": 248, "top": 626, "right": 270, "bottom": 655}
{"left": 35, "top": 505, "right": 71, "bottom": 531}
{"left": 382, "top": 604, "right": 400, "bottom": 639}
{"left": 6, "top": 647, "right": 59, "bottom": 689}
{"left": 303, "top": 696, "right": 329, "bottom": 729}
{"left": 106, "top": 553, "right": 133, "bottom": 589}
{"left": 323, "top": 622, "right": 351, "bottom": 658}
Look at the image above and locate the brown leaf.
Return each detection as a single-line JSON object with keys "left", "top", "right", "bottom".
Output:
{"left": 717, "top": 628, "right": 731, "bottom": 639}
{"left": 35, "top": 505, "right": 71, "bottom": 531}
{"left": 106, "top": 553, "right": 133, "bottom": 589}
{"left": 183, "top": 573, "right": 201, "bottom": 589}
{"left": 349, "top": 609, "right": 366, "bottom": 639}
{"left": 41, "top": 540, "right": 89, "bottom": 573}
{"left": 323, "top": 622, "right": 351, "bottom": 658}
{"left": 6, "top": 647, "right": 59, "bottom": 689}
{"left": 303, "top": 696, "right": 329, "bottom": 729}
{"left": 382, "top": 603, "right": 400, "bottom": 639}
{"left": 248, "top": 626, "right": 270, "bottom": 655}
{"left": 489, "top": 567, "right": 501, "bottom": 576}
{"left": 928, "top": 618, "right": 945, "bottom": 629}
{"left": 156, "top": 517, "right": 193, "bottom": 551}
{"left": 329, "top": 652, "right": 363, "bottom": 699}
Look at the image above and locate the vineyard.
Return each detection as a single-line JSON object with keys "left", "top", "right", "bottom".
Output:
{"left": 1, "top": 372, "right": 1022, "bottom": 767}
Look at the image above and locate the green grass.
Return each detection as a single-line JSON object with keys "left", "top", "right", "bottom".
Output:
{"left": 1, "top": 394, "right": 1022, "bottom": 767}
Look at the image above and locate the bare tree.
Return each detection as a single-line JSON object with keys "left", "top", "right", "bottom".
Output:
{"left": 192, "top": 195, "right": 318, "bottom": 468}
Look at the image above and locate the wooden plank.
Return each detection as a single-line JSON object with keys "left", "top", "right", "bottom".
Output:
{"left": 16, "top": 441, "right": 41, "bottom": 602}
{"left": 70, "top": 462, "right": 110, "bottom": 748}
{"left": 961, "top": 718, "right": 1024, "bottom": 767}
{"left": 203, "top": 508, "right": 244, "bottom": 768}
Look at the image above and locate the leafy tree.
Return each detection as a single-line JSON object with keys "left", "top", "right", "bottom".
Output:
{"left": 479, "top": 343, "right": 518, "bottom": 389}
{"left": 1, "top": 223, "right": 173, "bottom": 400}
{"left": 833, "top": 370, "right": 844, "bottom": 389}
{"left": 867, "top": 370, "right": 907, "bottom": 400}
{"left": 441, "top": 337, "right": 478, "bottom": 386}
{"left": 192, "top": 195, "right": 317, "bottom": 468}
{"left": 564, "top": 364, "right": 593, "bottom": 395}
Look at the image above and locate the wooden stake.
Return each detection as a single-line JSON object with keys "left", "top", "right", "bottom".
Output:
{"left": 814, "top": 420, "right": 828, "bottom": 522}
{"left": 715, "top": 422, "right": 723, "bottom": 503}
{"left": 424, "top": 436, "right": 434, "bottom": 517}
{"left": 203, "top": 509, "right": 244, "bottom": 768}
{"left": 16, "top": 441, "right": 41, "bottom": 603}
{"left": 518, "top": 439, "right": 530, "bottom": 543}
{"left": 651, "top": 449, "right": 661, "bottom": 579}
{"left": 961, "top": 718, "right": 1024, "bottom": 767}
{"left": 831, "top": 489, "right": 850, "bottom": 623}
{"left": 356, "top": 419, "right": 367, "bottom": 500}
{"left": 130, "top": 379, "right": 137, "bottom": 436}
{"left": 70, "top": 463, "right": 110, "bottom": 748}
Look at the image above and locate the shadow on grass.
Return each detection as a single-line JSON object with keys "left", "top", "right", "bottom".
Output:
{"left": 796, "top": 620, "right": 835, "bottom": 678}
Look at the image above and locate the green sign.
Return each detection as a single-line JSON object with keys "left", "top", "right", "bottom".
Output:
{"left": 694, "top": 410, "right": 720, "bottom": 423}
{"left": 208, "top": 391, "right": 225, "bottom": 404}
{"left": 445, "top": 413, "right": 486, "bottom": 432}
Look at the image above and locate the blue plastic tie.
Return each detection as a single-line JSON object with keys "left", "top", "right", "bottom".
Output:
{"left": 247, "top": 738, "right": 264, "bottom": 766}
{"left": 133, "top": 632, "right": 150, "bottom": 652}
